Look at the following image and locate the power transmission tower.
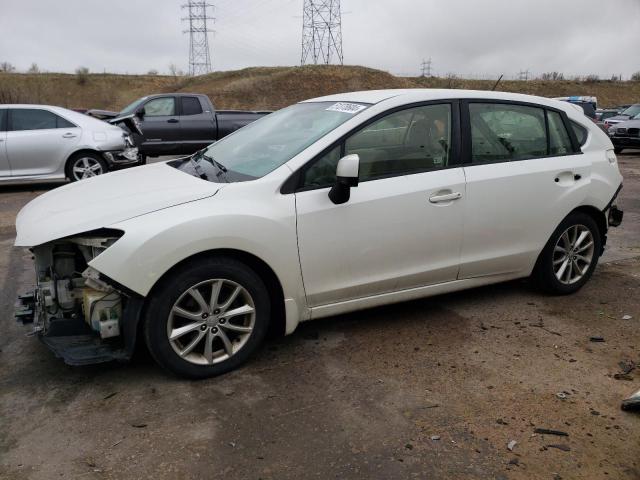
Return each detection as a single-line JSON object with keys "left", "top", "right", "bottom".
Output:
{"left": 420, "top": 58, "right": 432, "bottom": 77}
{"left": 301, "top": 0, "right": 344, "bottom": 66}
{"left": 182, "top": 1, "right": 215, "bottom": 76}
{"left": 518, "top": 69, "right": 530, "bottom": 81}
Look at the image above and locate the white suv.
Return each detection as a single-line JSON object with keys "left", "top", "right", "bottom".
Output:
{"left": 15, "top": 89, "right": 623, "bottom": 378}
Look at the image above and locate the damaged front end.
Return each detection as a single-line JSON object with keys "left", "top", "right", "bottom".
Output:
{"left": 15, "top": 230, "right": 144, "bottom": 366}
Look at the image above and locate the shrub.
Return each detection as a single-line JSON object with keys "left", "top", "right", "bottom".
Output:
{"left": 75, "top": 66, "right": 90, "bottom": 85}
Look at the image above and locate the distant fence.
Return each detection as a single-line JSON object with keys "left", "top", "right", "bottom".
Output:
{"left": 394, "top": 71, "right": 632, "bottom": 82}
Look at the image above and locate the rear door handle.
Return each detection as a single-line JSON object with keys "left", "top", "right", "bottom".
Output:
{"left": 62, "top": 133, "right": 77, "bottom": 138}
{"left": 429, "top": 192, "right": 462, "bottom": 204}
{"left": 167, "top": 119, "right": 179, "bottom": 124}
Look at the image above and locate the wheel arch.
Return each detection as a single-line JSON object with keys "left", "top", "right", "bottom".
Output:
{"left": 572, "top": 204, "right": 607, "bottom": 252}
{"left": 141, "top": 248, "right": 287, "bottom": 340}
{"left": 64, "top": 149, "right": 106, "bottom": 178}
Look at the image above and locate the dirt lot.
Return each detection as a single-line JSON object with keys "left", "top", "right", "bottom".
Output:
{"left": 1, "top": 154, "right": 639, "bottom": 480}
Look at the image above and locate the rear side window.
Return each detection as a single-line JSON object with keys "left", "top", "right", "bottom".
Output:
{"left": 9, "top": 109, "right": 75, "bottom": 131}
{"left": 0, "top": 109, "right": 6, "bottom": 131}
{"left": 571, "top": 121, "right": 588, "bottom": 147}
{"left": 181, "top": 97, "right": 203, "bottom": 116}
{"left": 470, "top": 103, "right": 547, "bottom": 162}
{"left": 547, "top": 111, "right": 573, "bottom": 155}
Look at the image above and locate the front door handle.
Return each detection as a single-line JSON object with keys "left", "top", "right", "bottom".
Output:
{"left": 429, "top": 192, "right": 462, "bottom": 204}
{"left": 62, "top": 133, "right": 77, "bottom": 139}
{"left": 167, "top": 119, "right": 179, "bottom": 124}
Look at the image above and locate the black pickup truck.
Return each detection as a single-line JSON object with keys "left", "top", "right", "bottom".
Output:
{"left": 101, "top": 93, "right": 270, "bottom": 157}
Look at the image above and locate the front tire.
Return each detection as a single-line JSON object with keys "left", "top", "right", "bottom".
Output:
{"left": 532, "top": 212, "right": 602, "bottom": 295}
{"left": 144, "top": 257, "right": 271, "bottom": 379}
{"left": 66, "top": 152, "right": 108, "bottom": 182}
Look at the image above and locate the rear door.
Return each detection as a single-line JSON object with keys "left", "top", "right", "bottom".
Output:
{"left": 0, "top": 109, "right": 8, "bottom": 177}
{"left": 178, "top": 96, "right": 216, "bottom": 151}
{"left": 6, "top": 108, "right": 81, "bottom": 177}
{"left": 458, "top": 101, "right": 590, "bottom": 279}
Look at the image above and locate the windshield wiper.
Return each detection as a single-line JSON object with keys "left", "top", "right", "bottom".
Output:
{"left": 189, "top": 156, "right": 209, "bottom": 180}
{"left": 193, "top": 149, "right": 229, "bottom": 182}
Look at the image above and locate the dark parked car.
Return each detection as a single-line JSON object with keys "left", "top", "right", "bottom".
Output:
{"left": 604, "top": 104, "right": 640, "bottom": 129}
{"left": 103, "top": 93, "right": 270, "bottom": 157}
{"left": 608, "top": 115, "right": 640, "bottom": 153}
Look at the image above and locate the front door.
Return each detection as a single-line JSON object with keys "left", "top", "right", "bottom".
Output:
{"left": 295, "top": 103, "right": 465, "bottom": 307}
{"left": 459, "top": 101, "right": 592, "bottom": 279}
{"left": 139, "top": 97, "right": 182, "bottom": 153}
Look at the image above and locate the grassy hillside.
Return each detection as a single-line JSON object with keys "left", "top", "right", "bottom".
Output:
{"left": 1, "top": 65, "right": 639, "bottom": 111}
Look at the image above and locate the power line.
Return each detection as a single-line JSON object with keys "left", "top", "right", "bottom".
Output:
{"left": 301, "top": 0, "right": 344, "bottom": 66}
{"left": 182, "top": 1, "right": 215, "bottom": 76}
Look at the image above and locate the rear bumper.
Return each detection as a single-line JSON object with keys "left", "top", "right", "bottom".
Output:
{"left": 603, "top": 184, "right": 623, "bottom": 228}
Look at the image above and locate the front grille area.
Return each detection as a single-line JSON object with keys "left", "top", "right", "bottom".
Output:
{"left": 617, "top": 128, "right": 627, "bottom": 134}
{"left": 628, "top": 128, "right": 639, "bottom": 137}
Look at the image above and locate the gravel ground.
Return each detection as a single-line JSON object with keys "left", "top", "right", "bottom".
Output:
{"left": 0, "top": 154, "right": 639, "bottom": 480}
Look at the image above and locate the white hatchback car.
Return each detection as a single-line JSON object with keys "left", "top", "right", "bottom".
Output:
{"left": 15, "top": 89, "right": 623, "bottom": 378}
{"left": 0, "top": 105, "right": 138, "bottom": 184}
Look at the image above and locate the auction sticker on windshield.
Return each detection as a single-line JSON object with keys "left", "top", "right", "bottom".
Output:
{"left": 326, "top": 102, "right": 368, "bottom": 114}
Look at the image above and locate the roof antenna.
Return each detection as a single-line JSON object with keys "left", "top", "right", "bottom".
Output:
{"left": 492, "top": 74, "right": 504, "bottom": 91}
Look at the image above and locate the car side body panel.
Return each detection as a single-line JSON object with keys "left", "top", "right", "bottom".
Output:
{"left": 89, "top": 176, "right": 307, "bottom": 334}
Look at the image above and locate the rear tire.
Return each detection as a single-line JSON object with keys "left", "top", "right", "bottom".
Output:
{"left": 532, "top": 212, "right": 602, "bottom": 295}
{"left": 65, "top": 152, "right": 108, "bottom": 182}
{"left": 144, "top": 257, "right": 270, "bottom": 379}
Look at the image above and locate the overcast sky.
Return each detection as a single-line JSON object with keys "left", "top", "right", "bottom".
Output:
{"left": 0, "top": 0, "right": 638, "bottom": 78}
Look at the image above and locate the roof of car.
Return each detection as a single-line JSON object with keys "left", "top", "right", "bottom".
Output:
{"left": 302, "top": 89, "right": 574, "bottom": 112}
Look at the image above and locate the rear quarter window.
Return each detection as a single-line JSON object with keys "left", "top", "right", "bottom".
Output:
{"left": 571, "top": 121, "right": 588, "bottom": 147}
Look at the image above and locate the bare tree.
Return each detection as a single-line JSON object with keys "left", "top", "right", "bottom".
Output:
{"left": 0, "top": 62, "right": 16, "bottom": 73}
{"left": 541, "top": 71, "right": 564, "bottom": 81}
{"left": 631, "top": 72, "right": 640, "bottom": 82}
{"left": 147, "top": 69, "right": 159, "bottom": 75}
{"left": 28, "top": 63, "right": 40, "bottom": 74}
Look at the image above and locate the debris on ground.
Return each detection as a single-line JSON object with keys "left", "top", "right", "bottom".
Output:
{"left": 430, "top": 435, "right": 440, "bottom": 441}
{"left": 103, "top": 392, "right": 118, "bottom": 400}
{"left": 130, "top": 422, "right": 147, "bottom": 428}
{"left": 507, "top": 440, "right": 517, "bottom": 451}
{"left": 621, "top": 388, "right": 640, "bottom": 412}
{"left": 508, "top": 458, "right": 519, "bottom": 466}
{"left": 589, "top": 336, "right": 605, "bottom": 343}
{"left": 614, "top": 360, "right": 637, "bottom": 381}
{"left": 622, "top": 315, "right": 633, "bottom": 320}
{"left": 547, "top": 444, "right": 571, "bottom": 452}
{"left": 556, "top": 392, "right": 569, "bottom": 400}
{"left": 534, "top": 428, "right": 569, "bottom": 436}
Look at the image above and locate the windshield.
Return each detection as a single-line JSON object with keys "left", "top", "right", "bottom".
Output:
{"left": 120, "top": 97, "right": 148, "bottom": 116}
{"left": 622, "top": 104, "right": 640, "bottom": 117}
{"left": 202, "top": 101, "right": 370, "bottom": 179}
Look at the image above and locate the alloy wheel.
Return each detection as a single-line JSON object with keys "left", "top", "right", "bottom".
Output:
{"left": 552, "top": 224, "right": 595, "bottom": 285}
{"left": 72, "top": 157, "right": 104, "bottom": 180}
{"left": 167, "top": 279, "right": 256, "bottom": 365}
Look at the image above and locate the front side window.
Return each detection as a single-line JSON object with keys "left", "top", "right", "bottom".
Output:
{"left": 302, "top": 104, "right": 452, "bottom": 187}
{"left": 622, "top": 104, "right": 640, "bottom": 117}
{"left": 9, "top": 109, "right": 73, "bottom": 131}
{"left": 346, "top": 104, "right": 451, "bottom": 181}
{"left": 144, "top": 97, "right": 176, "bottom": 117}
{"left": 181, "top": 97, "right": 203, "bottom": 116}
{"left": 470, "top": 103, "right": 547, "bottom": 162}
{"left": 202, "top": 101, "right": 369, "bottom": 179}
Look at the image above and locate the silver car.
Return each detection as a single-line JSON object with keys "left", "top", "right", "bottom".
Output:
{"left": 0, "top": 105, "right": 138, "bottom": 184}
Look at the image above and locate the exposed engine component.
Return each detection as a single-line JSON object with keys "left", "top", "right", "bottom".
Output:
{"left": 28, "top": 233, "right": 124, "bottom": 340}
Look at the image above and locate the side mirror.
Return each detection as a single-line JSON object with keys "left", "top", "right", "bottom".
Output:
{"left": 328, "top": 154, "right": 359, "bottom": 205}
{"left": 136, "top": 107, "right": 145, "bottom": 118}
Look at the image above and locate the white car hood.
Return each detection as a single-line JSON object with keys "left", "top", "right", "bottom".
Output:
{"left": 15, "top": 162, "right": 220, "bottom": 247}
